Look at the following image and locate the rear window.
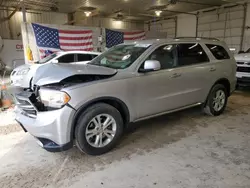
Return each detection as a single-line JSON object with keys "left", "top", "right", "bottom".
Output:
{"left": 177, "top": 43, "right": 209, "bottom": 66}
{"left": 206, "top": 44, "right": 230, "bottom": 60}
{"left": 77, "top": 54, "right": 97, "bottom": 61}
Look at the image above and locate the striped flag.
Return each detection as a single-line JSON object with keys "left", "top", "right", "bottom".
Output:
{"left": 124, "top": 31, "right": 146, "bottom": 42}
{"left": 32, "top": 23, "right": 93, "bottom": 58}
{"left": 106, "top": 29, "right": 145, "bottom": 48}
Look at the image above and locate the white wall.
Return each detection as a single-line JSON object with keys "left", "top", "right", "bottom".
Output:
{"left": 243, "top": 3, "right": 250, "bottom": 50}
{"left": 197, "top": 5, "right": 244, "bottom": 52}
{"left": 177, "top": 14, "right": 197, "bottom": 37}
{"left": 148, "top": 18, "right": 176, "bottom": 38}
{"left": 146, "top": 4, "right": 248, "bottom": 52}
{"left": 0, "top": 39, "right": 24, "bottom": 68}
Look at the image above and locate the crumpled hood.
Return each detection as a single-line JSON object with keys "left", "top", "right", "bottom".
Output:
{"left": 13, "top": 64, "right": 31, "bottom": 72}
{"left": 234, "top": 53, "right": 250, "bottom": 61}
{"left": 33, "top": 63, "right": 117, "bottom": 86}
{"left": 13, "top": 63, "right": 41, "bottom": 73}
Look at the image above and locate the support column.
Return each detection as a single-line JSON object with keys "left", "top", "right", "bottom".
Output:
{"left": 21, "top": 2, "right": 26, "bottom": 22}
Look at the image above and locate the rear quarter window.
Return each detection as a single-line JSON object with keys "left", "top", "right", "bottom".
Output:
{"left": 206, "top": 44, "right": 230, "bottom": 60}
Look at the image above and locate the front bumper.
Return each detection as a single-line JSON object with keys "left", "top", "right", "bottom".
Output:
{"left": 15, "top": 104, "right": 76, "bottom": 152}
{"left": 237, "top": 77, "right": 250, "bottom": 87}
{"left": 8, "top": 86, "right": 24, "bottom": 97}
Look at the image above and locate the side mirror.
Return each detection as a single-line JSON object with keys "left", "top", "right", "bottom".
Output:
{"left": 51, "top": 59, "right": 58, "bottom": 64}
{"left": 139, "top": 60, "right": 161, "bottom": 73}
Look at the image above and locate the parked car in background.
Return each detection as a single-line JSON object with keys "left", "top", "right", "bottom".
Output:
{"left": 10, "top": 51, "right": 101, "bottom": 88}
{"left": 15, "top": 38, "right": 236, "bottom": 155}
{"left": 234, "top": 51, "right": 250, "bottom": 87}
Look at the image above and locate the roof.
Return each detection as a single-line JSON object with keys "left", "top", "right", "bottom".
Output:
{"left": 125, "top": 37, "right": 223, "bottom": 46}
{"left": 56, "top": 51, "right": 101, "bottom": 55}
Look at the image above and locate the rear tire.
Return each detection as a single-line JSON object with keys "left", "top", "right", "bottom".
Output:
{"left": 75, "top": 103, "right": 124, "bottom": 155}
{"left": 204, "top": 84, "right": 228, "bottom": 116}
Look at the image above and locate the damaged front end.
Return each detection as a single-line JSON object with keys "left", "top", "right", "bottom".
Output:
{"left": 15, "top": 63, "right": 117, "bottom": 116}
{"left": 15, "top": 91, "right": 45, "bottom": 118}
{"left": 38, "top": 74, "right": 116, "bottom": 90}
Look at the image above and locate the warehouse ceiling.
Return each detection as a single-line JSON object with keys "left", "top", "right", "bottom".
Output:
{"left": 0, "top": 0, "right": 244, "bottom": 21}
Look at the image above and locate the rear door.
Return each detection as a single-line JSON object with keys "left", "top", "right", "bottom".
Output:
{"left": 172, "top": 43, "right": 213, "bottom": 105}
{"left": 205, "top": 44, "right": 236, "bottom": 92}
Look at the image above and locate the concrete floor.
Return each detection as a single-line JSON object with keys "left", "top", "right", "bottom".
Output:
{"left": 1, "top": 91, "right": 250, "bottom": 188}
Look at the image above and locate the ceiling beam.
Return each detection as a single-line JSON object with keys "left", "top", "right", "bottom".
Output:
{"left": 0, "top": 6, "right": 19, "bottom": 23}
{"left": 179, "top": 0, "right": 220, "bottom": 7}
{"left": 162, "top": 9, "right": 197, "bottom": 15}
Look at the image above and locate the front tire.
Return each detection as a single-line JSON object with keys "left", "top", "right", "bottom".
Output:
{"left": 75, "top": 103, "right": 124, "bottom": 155}
{"left": 204, "top": 84, "right": 228, "bottom": 116}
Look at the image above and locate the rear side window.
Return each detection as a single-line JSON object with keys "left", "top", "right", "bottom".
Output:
{"left": 77, "top": 54, "right": 97, "bottom": 61}
{"left": 206, "top": 44, "right": 230, "bottom": 60}
{"left": 57, "top": 54, "right": 75, "bottom": 63}
{"left": 177, "top": 43, "right": 209, "bottom": 66}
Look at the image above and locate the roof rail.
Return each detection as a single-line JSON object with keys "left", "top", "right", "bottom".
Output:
{"left": 174, "top": 37, "right": 220, "bottom": 41}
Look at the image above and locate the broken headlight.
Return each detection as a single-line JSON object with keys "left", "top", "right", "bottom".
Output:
{"left": 39, "top": 89, "right": 71, "bottom": 109}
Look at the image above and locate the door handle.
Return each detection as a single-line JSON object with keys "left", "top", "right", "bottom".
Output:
{"left": 210, "top": 67, "right": 216, "bottom": 72}
{"left": 171, "top": 73, "right": 181, "bottom": 78}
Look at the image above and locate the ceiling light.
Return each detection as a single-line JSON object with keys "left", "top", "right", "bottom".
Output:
{"left": 84, "top": 11, "right": 91, "bottom": 17}
{"left": 155, "top": 10, "right": 162, "bottom": 17}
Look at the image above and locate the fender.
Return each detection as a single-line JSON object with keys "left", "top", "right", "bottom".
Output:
{"left": 69, "top": 96, "right": 130, "bottom": 140}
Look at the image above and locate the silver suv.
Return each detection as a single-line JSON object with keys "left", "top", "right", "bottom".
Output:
{"left": 15, "top": 38, "right": 236, "bottom": 155}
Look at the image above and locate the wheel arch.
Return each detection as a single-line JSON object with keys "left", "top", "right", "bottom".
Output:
{"left": 204, "top": 78, "right": 231, "bottom": 106}
{"left": 213, "top": 78, "right": 231, "bottom": 95}
{"left": 70, "top": 97, "right": 130, "bottom": 140}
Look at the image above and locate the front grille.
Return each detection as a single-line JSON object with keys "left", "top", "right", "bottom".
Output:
{"left": 15, "top": 91, "right": 46, "bottom": 118}
{"left": 15, "top": 93, "right": 37, "bottom": 118}
{"left": 237, "top": 66, "right": 250, "bottom": 73}
{"left": 11, "top": 71, "right": 16, "bottom": 75}
{"left": 237, "top": 62, "right": 245, "bottom": 65}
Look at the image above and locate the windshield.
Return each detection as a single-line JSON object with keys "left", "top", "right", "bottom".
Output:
{"left": 37, "top": 53, "right": 57, "bottom": 64}
{"left": 89, "top": 44, "right": 150, "bottom": 69}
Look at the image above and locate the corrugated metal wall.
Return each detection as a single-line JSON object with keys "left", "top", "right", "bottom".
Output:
{"left": 10, "top": 11, "right": 68, "bottom": 40}
{"left": 148, "top": 18, "right": 176, "bottom": 38}
{"left": 197, "top": 5, "right": 245, "bottom": 52}
{"left": 0, "top": 10, "right": 11, "bottom": 39}
{"left": 0, "top": 10, "right": 68, "bottom": 39}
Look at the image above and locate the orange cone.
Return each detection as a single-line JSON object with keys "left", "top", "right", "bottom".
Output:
{"left": 0, "top": 84, "right": 12, "bottom": 109}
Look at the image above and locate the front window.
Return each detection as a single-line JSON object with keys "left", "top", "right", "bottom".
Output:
{"left": 89, "top": 44, "right": 150, "bottom": 69}
{"left": 37, "top": 53, "right": 57, "bottom": 64}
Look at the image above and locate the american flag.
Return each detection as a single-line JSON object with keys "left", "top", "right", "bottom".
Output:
{"left": 106, "top": 29, "right": 145, "bottom": 48}
{"left": 32, "top": 23, "right": 93, "bottom": 57}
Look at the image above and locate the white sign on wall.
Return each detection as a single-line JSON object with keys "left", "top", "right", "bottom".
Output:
{"left": 0, "top": 39, "right": 25, "bottom": 69}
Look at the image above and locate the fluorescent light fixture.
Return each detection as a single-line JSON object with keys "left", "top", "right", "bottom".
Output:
{"left": 189, "top": 43, "right": 198, "bottom": 49}
{"left": 84, "top": 11, "right": 91, "bottom": 17}
{"left": 155, "top": 10, "right": 162, "bottom": 17}
{"left": 229, "top": 47, "right": 236, "bottom": 51}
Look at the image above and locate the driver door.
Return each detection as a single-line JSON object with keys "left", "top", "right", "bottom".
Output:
{"left": 133, "top": 44, "right": 183, "bottom": 118}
